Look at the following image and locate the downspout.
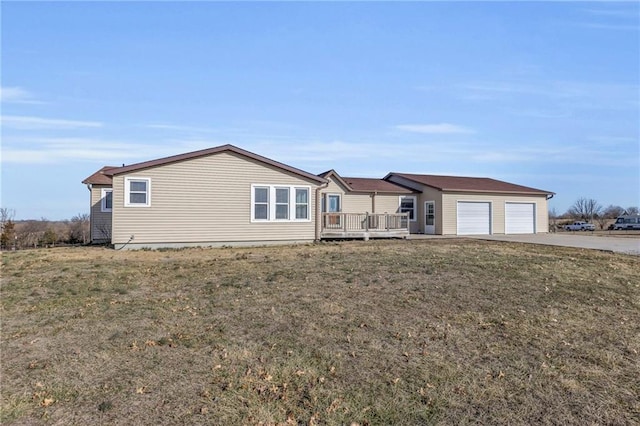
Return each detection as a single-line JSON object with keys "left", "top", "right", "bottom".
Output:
{"left": 372, "top": 191, "right": 377, "bottom": 213}
{"left": 86, "top": 184, "right": 92, "bottom": 243}
{"left": 315, "top": 181, "right": 330, "bottom": 241}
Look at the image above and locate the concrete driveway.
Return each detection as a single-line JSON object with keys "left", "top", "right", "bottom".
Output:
{"left": 468, "top": 233, "right": 640, "bottom": 255}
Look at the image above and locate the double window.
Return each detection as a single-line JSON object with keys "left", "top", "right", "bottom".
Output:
{"left": 399, "top": 196, "right": 417, "bottom": 221}
{"left": 125, "top": 177, "right": 151, "bottom": 207}
{"left": 252, "top": 185, "right": 310, "bottom": 222}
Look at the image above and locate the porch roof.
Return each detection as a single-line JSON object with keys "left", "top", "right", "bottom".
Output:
{"left": 319, "top": 169, "right": 414, "bottom": 194}
{"left": 342, "top": 177, "right": 414, "bottom": 194}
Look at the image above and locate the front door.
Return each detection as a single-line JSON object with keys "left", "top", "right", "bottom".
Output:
{"left": 325, "top": 194, "right": 341, "bottom": 228}
{"left": 425, "top": 201, "right": 435, "bottom": 234}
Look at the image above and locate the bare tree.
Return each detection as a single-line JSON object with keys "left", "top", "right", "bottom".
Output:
{"left": 95, "top": 221, "right": 112, "bottom": 242}
{"left": 16, "top": 220, "right": 47, "bottom": 249}
{"left": 1, "top": 208, "right": 15, "bottom": 229}
{"left": 69, "top": 213, "right": 90, "bottom": 244}
{"left": 593, "top": 205, "right": 623, "bottom": 230}
{"left": 1, "top": 208, "right": 17, "bottom": 250}
{"left": 603, "top": 205, "right": 625, "bottom": 219}
{"left": 1, "top": 220, "right": 16, "bottom": 249}
{"left": 567, "top": 197, "right": 602, "bottom": 223}
{"left": 548, "top": 207, "right": 559, "bottom": 232}
{"left": 626, "top": 206, "right": 639, "bottom": 215}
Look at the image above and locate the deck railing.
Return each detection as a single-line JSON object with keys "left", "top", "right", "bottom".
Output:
{"left": 321, "top": 212, "right": 409, "bottom": 236}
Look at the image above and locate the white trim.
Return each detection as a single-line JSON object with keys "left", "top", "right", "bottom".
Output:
{"left": 294, "top": 187, "right": 310, "bottom": 220}
{"left": 424, "top": 200, "right": 435, "bottom": 234}
{"left": 101, "top": 188, "right": 113, "bottom": 212}
{"left": 124, "top": 177, "right": 151, "bottom": 207}
{"left": 251, "top": 184, "right": 312, "bottom": 223}
{"left": 456, "top": 200, "right": 492, "bottom": 235}
{"left": 399, "top": 195, "right": 417, "bottom": 222}
{"left": 325, "top": 193, "right": 342, "bottom": 213}
{"left": 251, "top": 185, "right": 270, "bottom": 221}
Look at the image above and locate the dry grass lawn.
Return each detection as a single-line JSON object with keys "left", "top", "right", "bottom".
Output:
{"left": 1, "top": 240, "right": 639, "bottom": 425}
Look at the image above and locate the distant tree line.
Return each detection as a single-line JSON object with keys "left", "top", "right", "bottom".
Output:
{"left": 0, "top": 208, "right": 90, "bottom": 250}
{"left": 550, "top": 198, "right": 639, "bottom": 231}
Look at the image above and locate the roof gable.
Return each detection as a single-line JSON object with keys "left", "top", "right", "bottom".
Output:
{"left": 82, "top": 166, "right": 118, "bottom": 185}
{"left": 386, "top": 173, "right": 553, "bottom": 195}
{"left": 100, "top": 144, "right": 327, "bottom": 184}
{"left": 318, "top": 169, "right": 353, "bottom": 191}
{"left": 320, "top": 170, "right": 414, "bottom": 194}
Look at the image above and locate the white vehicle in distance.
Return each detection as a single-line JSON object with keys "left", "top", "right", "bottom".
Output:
{"left": 563, "top": 221, "right": 596, "bottom": 231}
{"left": 612, "top": 215, "right": 640, "bottom": 230}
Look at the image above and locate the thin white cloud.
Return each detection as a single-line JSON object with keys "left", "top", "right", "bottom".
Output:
{"left": 582, "top": 7, "right": 639, "bottom": 19}
{"left": 0, "top": 86, "right": 44, "bottom": 104}
{"left": 460, "top": 80, "right": 639, "bottom": 112}
{"left": 395, "top": 123, "right": 475, "bottom": 134}
{"left": 143, "top": 123, "right": 218, "bottom": 133}
{"left": 1, "top": 115, "right": 103, "bottom": 129}
{"left": 588, "top": 135, "right": 638, "bottom": 146}
{"left": 0, "top": 137, "right": 224, "bottom": 165}
{"left": 575, "top": 22, "right": 639, "bottom": 31}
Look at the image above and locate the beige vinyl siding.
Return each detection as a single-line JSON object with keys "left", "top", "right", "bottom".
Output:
{"left": 319, "top": 179, "right": 347, "bottom": 211}
{"left": 342, "top": 193, "right": 373, "bottom": 213}
{"left": 373, "top": 194, "right": 402, "bottom": 215}
{"left": 441, "top": 192, "right": 549, "bottom": 235}
{"left": 90, "top": 185, "right": 112, "bottom": 243}
{"left": 111, "top": 152, "right": 320, "bottom": 245}
{"left": 320, "top": 178, "right": 373, "bottom": 213}
{"left": 320, "top": 178, "right": 407, "bottom": 215}
{"left": 386, "top": 175, "right": 424, "bottom": 192}
{"left": 416, "top": 187, "right": 443, "bottom": 234}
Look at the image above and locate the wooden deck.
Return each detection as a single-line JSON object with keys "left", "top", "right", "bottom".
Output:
{"left": 320, "top": 213, "right": 409, "bottom": 240}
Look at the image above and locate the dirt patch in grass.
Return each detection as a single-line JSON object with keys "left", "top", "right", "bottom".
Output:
{"left": 2, "top": 240, "right": 639, "bottom": 425}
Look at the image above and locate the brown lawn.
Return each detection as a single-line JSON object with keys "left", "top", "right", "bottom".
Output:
{"left": 1, "top": 240, "right": 639, "bottom": 425}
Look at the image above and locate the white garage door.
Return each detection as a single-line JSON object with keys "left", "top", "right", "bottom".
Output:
{"left": 505, "top": 203, "right": 535, "bottom": 234}
{"left": 457, "top": 202, "right": 491, "bottom": 235}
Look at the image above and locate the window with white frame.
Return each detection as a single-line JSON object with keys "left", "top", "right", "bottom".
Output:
{"left": 253, "top": 186, "right": 269, "bottom": 220}
{"left": 295, "top": 188, "right": 309, "bottom": 219}
{"left": 125, "top": 177, "right": 151, "bottom": 207}
{"left": 101, "top": 188, "right": 113, "bottom": 212}
{"left": 275, "top": 187, "right": 290, "bottom": 219}
{"left": 252, "top": 185, "right": 311, "bottom": 222}
{"left": 399, "top": 196, "right": 417, "bottom": 221}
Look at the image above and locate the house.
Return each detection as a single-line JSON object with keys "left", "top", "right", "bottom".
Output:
{"left": 384, "top": 173, "right": 554, "bottom": 235}
{"left": 82, "top": 144, "right": 554, "bottom": 249}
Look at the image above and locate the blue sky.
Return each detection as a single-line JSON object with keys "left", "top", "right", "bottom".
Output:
{"left": 2, "top": 1, "right": 638, "bottom": 220}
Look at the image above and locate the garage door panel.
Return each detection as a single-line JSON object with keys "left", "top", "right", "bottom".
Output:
{"left": 457, "top": 202, "right": 491, "bottom": 235}
{"left": 505, "top": 203, "right": 535, "bottom": 234}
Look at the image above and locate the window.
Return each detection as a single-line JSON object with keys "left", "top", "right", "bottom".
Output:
{"left": 125, "top": 177, "right": 151, "bottom": 207}
{"left": 101, "top": 189, "right": 113, "bottom": 212}
{"left": 295, "top": 188, "right": 309, "bottom": 219}
{"left": 275, "top": 188, "right": 290, "bottom": 219}
{"left": 254, "top": 187, "right": 269, "bottom": 220}
{"left": 251, "top": 185, "right": 311, "bottom": 222}
{"left": 327, "top": 194, "right": 341, "bottom": 213}
{"left": 399, "top": 196, "right": 417, "bottom": 221}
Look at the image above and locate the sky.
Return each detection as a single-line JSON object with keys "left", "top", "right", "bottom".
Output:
{"left": 1, "top": 1, "right": 639, "bottom": 220}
